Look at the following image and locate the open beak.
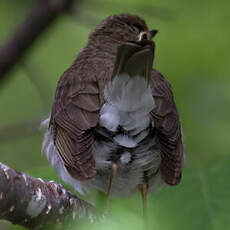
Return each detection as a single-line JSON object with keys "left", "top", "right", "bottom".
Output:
{"left": 112, "top": 40, "right": 155, "bottom": 83}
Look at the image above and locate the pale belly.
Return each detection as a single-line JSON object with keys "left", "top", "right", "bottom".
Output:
{"left": 84, "top": 75, "right": 164, "bottom": 196}
{"left": 85, "top": 127, "right": 163, "bottom": 197}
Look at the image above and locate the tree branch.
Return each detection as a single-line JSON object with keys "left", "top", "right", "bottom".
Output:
{"left": 0, "top": 0, "right": 75, "bottom": 84}
{"left": 0, "top": 162, "right": 97, "bottom": 229}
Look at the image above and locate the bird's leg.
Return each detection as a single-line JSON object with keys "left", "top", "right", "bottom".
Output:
{"left": 105, "top": 162, "right": 118, "bottom": 212}
{"left": 139, "top": 176, "right": 148, "bottom": 217}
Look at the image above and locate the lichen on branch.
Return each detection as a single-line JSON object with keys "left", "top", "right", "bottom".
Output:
{"left": 0, "top": 162, "right": 97, "bottom": 229}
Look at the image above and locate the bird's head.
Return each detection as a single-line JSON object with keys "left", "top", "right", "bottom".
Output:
{"left": 89, "top": 14, "right": 157, "bottom": 45}
{"left": 89, "top": 14, "right": 158, "bottom": 82}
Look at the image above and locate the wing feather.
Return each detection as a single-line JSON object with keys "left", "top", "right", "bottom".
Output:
{"left": 50, "top": 60, "right": 102, "bottom": 181}
{"left": 150, "top": 69, "right": 185, "bottom": 185}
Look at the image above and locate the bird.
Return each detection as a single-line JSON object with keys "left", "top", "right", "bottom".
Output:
{"left": 42, "top": 14, "right": 185, "bottom": 215}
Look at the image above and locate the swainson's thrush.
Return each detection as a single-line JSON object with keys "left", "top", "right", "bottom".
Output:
{"left": 42, "top": 14, "right": 185, "bottom": 215}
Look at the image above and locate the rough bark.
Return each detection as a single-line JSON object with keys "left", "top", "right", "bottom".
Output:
{"left": 0, "top": 0, "right": 75, "bottom": 84}
{"left": 0, "top": 162, "right": 97, "bottom": 230}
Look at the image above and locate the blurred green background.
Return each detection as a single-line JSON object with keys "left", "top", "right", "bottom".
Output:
{"left": 0, "top": 0, "right": 230, "bottom": 229}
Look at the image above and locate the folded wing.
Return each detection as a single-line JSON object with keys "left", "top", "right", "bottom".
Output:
{"left": 150, "top": 69, "right": 185, "bottom": 185}
{"left": 50, "top": 65, "right": 101, "bottom": 181}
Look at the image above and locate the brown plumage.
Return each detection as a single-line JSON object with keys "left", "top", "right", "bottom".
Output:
{"left": 48, "top": 14, "right": 184, "bottom": 189}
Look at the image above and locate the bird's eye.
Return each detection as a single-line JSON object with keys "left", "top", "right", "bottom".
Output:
{"left": 139, "top": 32, "right": 148, "bottom": 41}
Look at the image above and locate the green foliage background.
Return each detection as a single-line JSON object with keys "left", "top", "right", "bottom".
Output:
{"left": 0, "top": 0, "right": 230, "bottom": 229}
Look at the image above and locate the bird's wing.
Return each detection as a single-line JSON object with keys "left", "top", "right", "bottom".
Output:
{"left": 50, "top": 64, "right": 101, "bottom": 181}
{"left": 150, "top": 69, "right": 185, "bottom": 185}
